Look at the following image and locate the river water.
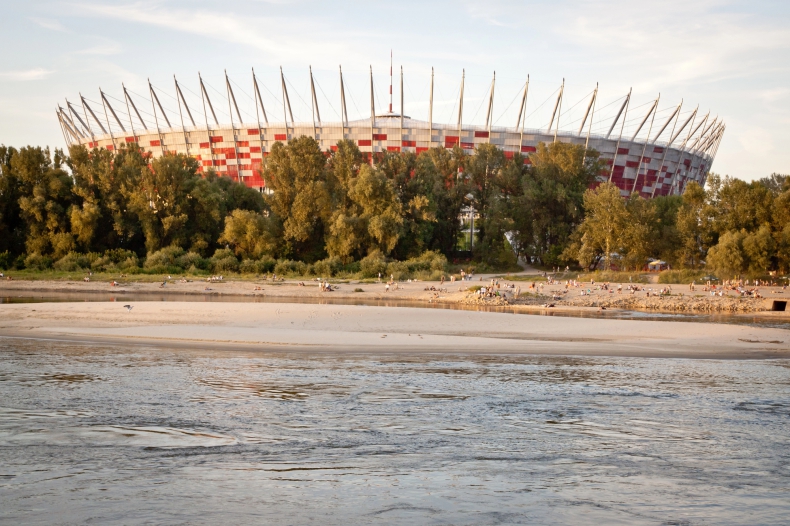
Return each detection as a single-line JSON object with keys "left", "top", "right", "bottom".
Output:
{"left": 1, "top": 336, "right": 789, "bottom": 524}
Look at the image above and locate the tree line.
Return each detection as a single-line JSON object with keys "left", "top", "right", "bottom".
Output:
{"left": 0, "top": 138, "right": 787, "bottom": 278}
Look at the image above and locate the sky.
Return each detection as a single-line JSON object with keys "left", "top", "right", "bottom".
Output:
{"left": 1, "top": 0, "right": 788, "bottom": 181}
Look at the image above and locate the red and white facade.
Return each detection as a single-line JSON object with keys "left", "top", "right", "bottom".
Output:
{"left": 57, "top": 72, "right": 723, "bottom": 198}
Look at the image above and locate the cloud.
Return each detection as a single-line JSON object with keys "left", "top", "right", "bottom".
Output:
{"left": 30, "top": 17, "right": 67, "bottom": 31}
{"left": 0, "top": 68, "right": 54, "bottom": 81}
{"left": 71, "top": 2, "right": 362, "bottom": 66}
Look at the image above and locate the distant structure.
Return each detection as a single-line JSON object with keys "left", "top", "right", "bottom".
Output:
{"left": 56, "top": 66, "right": 724, "bottom": 198}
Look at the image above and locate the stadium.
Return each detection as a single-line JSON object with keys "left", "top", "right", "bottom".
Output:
{"left": 56, "top": 66, "right": 724, "bottom": 198}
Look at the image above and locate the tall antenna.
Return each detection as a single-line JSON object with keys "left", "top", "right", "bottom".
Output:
{"left": 389, "top": 50, "right": 393, "bottom": 114}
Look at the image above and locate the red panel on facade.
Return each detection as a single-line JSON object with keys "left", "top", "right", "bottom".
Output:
{"left": 150, "top": 140, "right": 161, "bottom": 147}
{"left": 461, "top": 142, "right": 474, "bottom": 149}
{"left": 357, "top": 139, "right": 371, "bottom": 146}
{"left": 617, "top": 147, "right": 629, "bottom": 155}
{"left": 387, "top": 146, "right": 401, "bottom": 152}
{"left": 653, "top": 146, "right": 664, "bottom": 154}
{"left": 238, "top": 152, "right": 250, "bottom": 159}
{"left": 521, "top": 145, "right": 536, "bottom": 153}
{"left": 504, "top": 151, "right": 514, "bottom": 159}
{"left": 198, "top": 142, "right": 208, "bottom": 149}
{"left": 402, "top": 140, "right": 416, "bottom": 147}
{"left": 625, "top": 161, "right": 640, "bottom": 168}
{"left": 274, "top": 134, "right": 287, "bottom": 141}
{"left": 330, "top": 145, "right": 338, "bottom": 151}
{"left": 125, "top": 136, "right": 136, "bottom": 143}
{"left": 445, "top": 136, "right": 459, "bottom": 143}
{"left": 474, "top": 131, "right": 489, "bottom": 138}
{"left": 416, "top": 147, "right": 428, "bottom": 154}
{"left": 226, "top": 153, "right": 236, "bottom": 159}
{"left": 237, "top": 141, "right": 249, "bottom": 147}
{"left": 642, "top": 157, "right": 651, "bottom": 163}
{"left": 209, "top": 136, "right": 223, "bottom": 143}
{"left": 247, "top": 129, "right": 259, "bottom": 135}
{"left": 250, "top": 146, "right": 262, "bottom": 153}
{"left": 612, "top": 165, "right": 625, "bottom": 174}
{"left": 684, "top": 159, "right": 691, "bottom": 167}
{"left": 372, "top": 133, "right": 387, "bottom": 141}
{"left": 105, "top": 145, "right": 114, "bottom": 151}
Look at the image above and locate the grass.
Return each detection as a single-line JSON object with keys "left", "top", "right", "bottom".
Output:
{"left": 577, "top": 271, "right": 650, "bottom": 284}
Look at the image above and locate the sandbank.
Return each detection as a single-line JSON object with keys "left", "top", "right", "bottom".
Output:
{"left": 1, "top": 300, "right": 787, "bottom": 359}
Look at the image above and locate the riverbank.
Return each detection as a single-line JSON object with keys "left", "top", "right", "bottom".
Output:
{"left": 1, "top": 276, "right": 786, "bottom": 314}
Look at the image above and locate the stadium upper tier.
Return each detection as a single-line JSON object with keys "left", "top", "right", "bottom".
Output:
{"left": 56, "top": 68, "right": 724, "bottom": 198}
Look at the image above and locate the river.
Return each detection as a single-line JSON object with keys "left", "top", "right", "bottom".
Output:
{"left": 1, "top": 335, "right": 788, "bottom": 524}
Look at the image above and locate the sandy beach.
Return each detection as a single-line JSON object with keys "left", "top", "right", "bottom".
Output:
{"left": 1, "top": 299, "right": 787, "bottom": 359}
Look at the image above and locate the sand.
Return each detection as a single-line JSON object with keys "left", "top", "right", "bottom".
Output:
{"left": 1, "top": 300, "right": 787, "bottom": 359}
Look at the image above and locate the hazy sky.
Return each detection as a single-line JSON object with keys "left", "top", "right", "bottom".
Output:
{"left": 1, "top": 0, "right": 788, "bottom": 181}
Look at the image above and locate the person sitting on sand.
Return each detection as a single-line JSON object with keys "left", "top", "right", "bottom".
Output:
{"left": 385, "top": 283, "right": 390, "bottom": 292}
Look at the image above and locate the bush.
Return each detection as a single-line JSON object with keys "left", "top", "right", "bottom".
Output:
{"left": 91, "top": 249, "right": 140, "bottom": 271}
{"left": 386, "top": 261, "right": 410, "bottom": 280}
{"left": 177, "top": 251, "right": 208, "bottom": 271}
{"left": 209, "top": 248, "right": 239, "bottom": 273}
{"left": 353, "top": 288, "right": 364, "bottom": 293}
{"left": 239, "top": 258, "right": 276, "bottom": 274}
{"left": 405, "top": 250, "right": 448, "bottom": 274}
{"left": 0, "top": 251, "right": 10, "bottom": 270}
{"left": 274, "top": 259, "right": 307, "bottom": 277}
{"left": 24, "top": 253, "right": 53, "bottom": 271}
{"left": 658, "top": 269, "right": 707, "bottom": 284}
{"left": 310, "top": 256, "right": 343, "bottom": 278}
{"left": 144, "top": 246, "right": 186, "bottom": 270}
{"left": 53, "top": 252, "right": 96, "bottom": 271}
{"left": 360, "top": 250, "right": 387, "bottom": 278}
{"left": 577, "top": 270, "right": 649, "bottom": 284}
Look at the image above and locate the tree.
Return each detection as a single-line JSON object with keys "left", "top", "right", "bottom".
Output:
{"left": 263, "top": 137, "right": 331, "bottom": 261}
{"left": 676, "top": 181, "right": 710, "bottom": 268}
{"left": 706, "top": 229, "right": 746, "bottom": 278}
{"left": 14, "top": 146, "right": 74, "bottom": 258}
{"left": 621, "top": 194, "right": 657, "bottom": 271}
{"left": 219, "top": 209, "right": 277, "bottom": 260}
{"left": 519, "top": 142, "right": 602, "bottom": 265}
{"left": 571, "top": 182, "right": 629, "bottom": 271}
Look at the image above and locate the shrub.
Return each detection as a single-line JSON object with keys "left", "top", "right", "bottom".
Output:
{"left": 91, "top": 249, "right": 140, "bottom": 271}
{"left": 405, "top": 250, "right": 448, "bottom": 274}
{"left": 209, "top": 248, "right": 239, "bottom": 273}
{"left": 53, "top": 252, "right": 94, "bottom": 271}
{"left": 274, "top": 259, "right": 307, "bottom": 277}
{"left": 0, "top": 251, "right": 10, "bottom": 270}
{"left": 386, "top": 261, "right": 410, "bottom": 280}
{"left": 24, "top": 253, "right": 53, "bottom": 271}
{"left": 177, "top": 251, "right": 208, "bottom": 271}
{"left": 658, "top": 269, "right": 707, "bottom": 284}
{"left": 577, "top": 270, "right": 649, "bottom": 284}
{"left": 360, "top": 250, "right": 387, "bottom": 278}
{"left": 239, "top": 258, "right": 275, "bottom": 274}
{"left": 310, "top": 256, "right": 343, "bottom": 278}
{"left": 353, "top": 288, "right": 364, "bottom": 292}
{"left": 144, "top": 246, "right": 186, "bottom": 270}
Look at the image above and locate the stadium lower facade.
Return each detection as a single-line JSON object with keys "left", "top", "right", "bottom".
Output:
{"left": 56, "top": 68, "right": 724, "bottom": 198}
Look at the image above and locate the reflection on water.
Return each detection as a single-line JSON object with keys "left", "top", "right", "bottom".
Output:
{"left": 1, "top": 338, "right": 788, "bottom": 524}
{"left": 3, "top": 291, "right": 790, "bottom": 330}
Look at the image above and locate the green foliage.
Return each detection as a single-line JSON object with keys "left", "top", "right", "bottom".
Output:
{"left": 577, "top": 270, "right": 649, "bottom": 284}
{"left": 3, "top": 140, "right": 790, "bottom": 279}
{"left": 310, "top": 256, "right": 343, "bottom": 277}
{"left": 273, "top": 259, "right": 308, "bottom": 277}
{"left": 24, "top": 253, "right": 53, "bottom": 271}
{"left": 658, "top": 269, "right": 707, "bottom": 284}
{"left": 53, "top": 252, "right": 99, "bottom": 271}
{"left": 209, "top": 248, "right": 240, "bottom": 273}
{"left": 359, "top": 250, "right": 387, "bottom": 278}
